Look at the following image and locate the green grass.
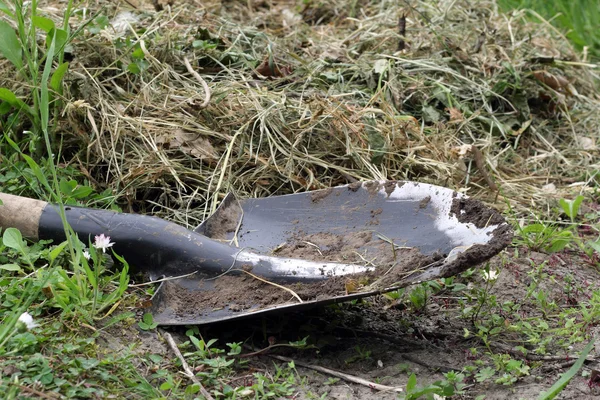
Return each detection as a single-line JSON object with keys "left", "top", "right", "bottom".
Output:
{"left": 497, "top": 0, "right": 600, "bottom": 60}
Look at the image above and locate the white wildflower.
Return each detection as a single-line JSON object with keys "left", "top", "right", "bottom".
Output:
{"left": 83, "top": 250, "right": 91, "bottom": 260}
{"left": 93, "top": 234, "right": 114, "bottom": 253}
{"left": 482, "top": 270, "right": 499, "bottom": 282}
{"left": 18, "top": 312, "right": 38, "bottom": 330}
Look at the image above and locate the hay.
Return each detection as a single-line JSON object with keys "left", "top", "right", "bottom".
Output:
{"left": 5, "top": 0, "right": 599, "bottom": 224}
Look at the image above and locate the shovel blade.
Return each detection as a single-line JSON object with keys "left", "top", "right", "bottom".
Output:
{"left": 150, "top": 181, "right": 511, "bottom": 325}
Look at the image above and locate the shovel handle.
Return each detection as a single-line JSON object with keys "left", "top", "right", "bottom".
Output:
{"left": 0, "top": 192, "right": 352, "bottom": 281}
{"left": 0, "top": 193, "right": 47, "bottom": 239}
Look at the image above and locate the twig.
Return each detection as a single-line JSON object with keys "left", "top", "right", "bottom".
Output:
{"left": 183, "top": 57, "right": 211, "bottom": 108}
{"left": 128, "top": 271, "right": 198, "bottom": 287}
{"left": 233, "top": 269, "right": 303, "bottom": 303}
{"left": 229, "top": 205, "right": 244, "bottom": 248}
{"left": 206, "top": 247, "right": 248, "bottom": 281}
{"left": 400, "top": 353, "right": 455, "bottom": 373}
{"left": 540, "top": 359, "right": 579, "bottom": 373}
{"left": 471, "top": 145, "right": 498, "bottom": 193}
{"left": 333, "top": 325, "right": 426, "bottom": 349}
{"left": 239, "top": 343, "right": 315, "bottom": 358}
{"left": 398, "top": 13, "right": 407, "bottom": 51}
{"left": 490, "top": 342, "right": 596, "bottom": 363}
{"left": 17, "top": 385, "right": 63, "bottom": 399}
{"left": 268, "top": 354, "right": 403, "bottom": 393}
{"left": 161, "top": 330, "right": 215, "bottom": 400}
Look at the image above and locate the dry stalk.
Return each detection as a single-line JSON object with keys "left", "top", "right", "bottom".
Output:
{"left": 161, "top": 330, "right": 215, "bottom": 400}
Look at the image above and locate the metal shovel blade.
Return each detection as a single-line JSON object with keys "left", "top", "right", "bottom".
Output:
{"left": 150, "top": 181, "right": 512, "bottom": 325}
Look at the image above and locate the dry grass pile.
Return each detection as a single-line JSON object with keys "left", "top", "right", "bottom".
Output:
{"left": 7, "top": 0, "right": 600, "bottom": 224}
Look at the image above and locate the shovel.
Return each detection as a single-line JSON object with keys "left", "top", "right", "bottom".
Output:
{"left": 0, "top": 180, "right": 512, "bottom": 325}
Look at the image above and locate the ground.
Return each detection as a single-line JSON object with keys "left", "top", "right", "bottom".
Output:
{"left": 112, "top": 246, "right": 600, "bottom": 399}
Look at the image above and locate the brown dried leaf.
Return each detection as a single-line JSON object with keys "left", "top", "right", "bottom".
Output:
{"left": 157, "top": 129, "right": 218, "bottom": 161}
{"left": 533, "top": 70, "right": 570, "bottom": 91}
{"left": 256, "top": 57, "right": 292, "bottom": 78}
{"left": 447, "top": 107, "right": 464, "bottom": 123}
{"left": 345, "top": 279, "right": 359, "bottom": 294}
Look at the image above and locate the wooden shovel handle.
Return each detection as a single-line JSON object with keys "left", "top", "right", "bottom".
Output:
{"left": 0, "top": 193, "right": 47, "bottom": 239}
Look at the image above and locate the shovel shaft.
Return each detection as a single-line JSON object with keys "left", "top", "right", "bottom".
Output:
{"left": 0, "top": 192, "right": 238, "bottom": 276}
{"left": 0, "top": 193, "right": 361, "bottom": 281}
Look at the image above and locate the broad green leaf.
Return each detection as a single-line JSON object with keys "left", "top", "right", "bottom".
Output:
{"left": 3, "top": 227, "right": 23, "bottom": 251}
{"left": 46, "top": 28, "right": 68, "bottom": 53}
{"left": 559, "top": 195, "right": 584, "bottom": 222}
{"left": 0, "top": 101, "right": 11, "bottom": 115}
{"left": 0, "top": 263, "right": 21, "bottom": 271}
{"left": 0, "top": 88, "right": 34, "bottom": 115}
{"left": 59, "top": 178, "right": 76, "bottom": 195}
{"left": 0, "top": 20, "right": 22, "bottom": 69}
{"left": 142, "top": 312, "right": 153, "bottom": 324}
{"left": 70, "top": 185, "right": 93, "bottom": 199}
{"left": 50, "top": 62, "right": 69, "bottom": 92}
{"left": 33, "top": 16, "right": 55, "bottom": 32}
{"left": 131, "top": 46, "right": 145, "bottom": 59}
{"left": 88, "top": 15, "right": 110, "bottom": 34}
{"left": 406, "top": 373, "right": 417, "bottom": 392}
{"left": 189, "top": 335, "right": 204, "bottom": 351}
{"left": 0, "top": 87, "right": 22, "bottom": 106}
{"left": 127, "top": 62, "right": 141, "bottom": 74}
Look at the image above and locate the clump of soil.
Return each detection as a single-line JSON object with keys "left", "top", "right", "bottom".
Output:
{"left": 273, "top": 230, "right": 382, "bottom": 264}
{"left": 199, "top": 197, "right": 242, "bottom": 240}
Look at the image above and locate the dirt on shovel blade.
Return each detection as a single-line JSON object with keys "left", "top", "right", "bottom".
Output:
{"left": 158, "top": 245, "right": 437, "bottom": 320}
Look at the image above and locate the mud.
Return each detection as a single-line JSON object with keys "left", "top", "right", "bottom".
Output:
{"left": 160, "top": 242, "right": 437, "bottom": 320}
{"left": 451, "top": 196, "right": 505, "bottom": 227}
{"left": 310, "top": 188, "right": 333, "bottom": 203}
{"left": 200, "top": 197, "right": 242, "bottom": 240}
{"left": 419, "top": 195, "right": 431, "bottom": 209}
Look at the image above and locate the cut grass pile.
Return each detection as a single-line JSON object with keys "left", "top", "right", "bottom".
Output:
{"left": 1, "top": 0, "right": 598, "bottom": 223}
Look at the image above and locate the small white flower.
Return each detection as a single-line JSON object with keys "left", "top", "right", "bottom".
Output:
{"left": 83, "top": 250, "right": 91, "bottom": 260}
{"left": 18, "top": 312, "right": 38, "bottom": 330}
{"left": 93, "top": 234, "right": 114, "bottom": 253}
{"left": 482, "top": 270, "right": 499, "bottom": 282}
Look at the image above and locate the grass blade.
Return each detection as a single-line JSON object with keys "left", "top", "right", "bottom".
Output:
{"left": 538, "top": 338, "right": 595, "bottom": 400}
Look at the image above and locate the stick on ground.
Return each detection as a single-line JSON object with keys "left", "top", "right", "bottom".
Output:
{"left": 161, "top": 330, "right": 215, "bottom": 400}
{"left": 183, "top": 57, "right": 211, "bottom": 108}
{"left": 268, "top": 354, "right": 403, "bottom": 393}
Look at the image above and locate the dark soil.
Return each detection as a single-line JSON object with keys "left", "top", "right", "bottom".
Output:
{"left": 160, "top": 246, "right": 437, "bottom": 319}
